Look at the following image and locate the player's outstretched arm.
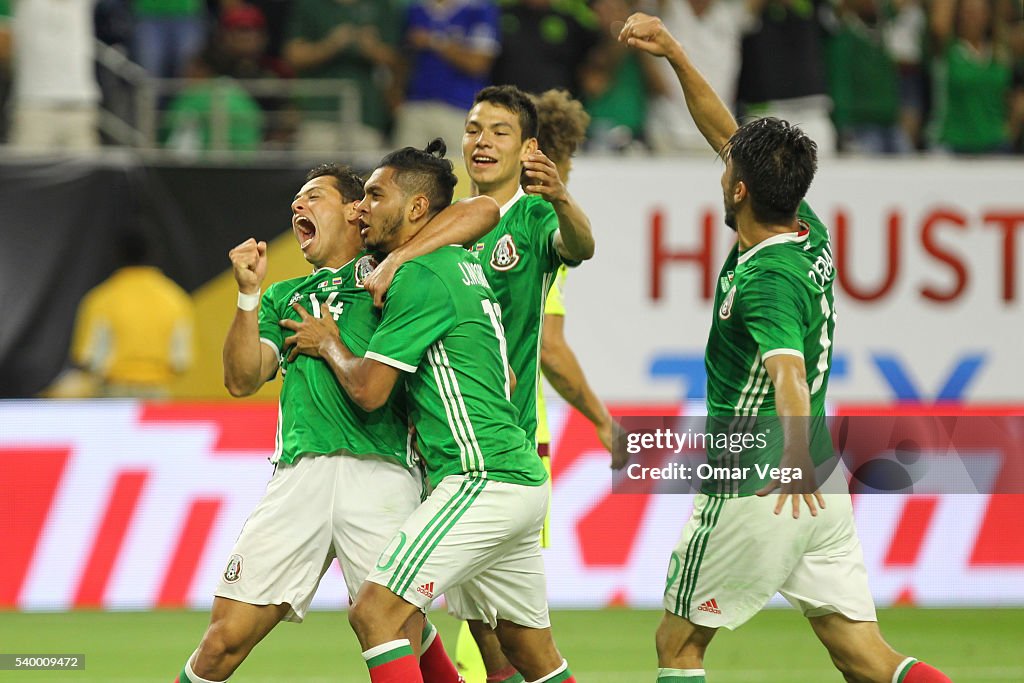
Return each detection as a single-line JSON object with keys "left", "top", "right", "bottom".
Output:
{"left": 540, "top": 313, "right": 619, "bottom": 463}
{"left": 362, "top": 195, "right": 500, "bottom": 307}
{"left": 279, "top": 303, "right": 400, "bottom": 411}
{"left": 619, "top": 12, "right": 738, "bottom": 154}
{"left": 224, "top": 238, "right": 277, "bottom": 397}
{"left": 756, "top": 354, "right": 826, "bottom": 518}
{"left": 524, "top": 150, "right": 595, "bottom": 261}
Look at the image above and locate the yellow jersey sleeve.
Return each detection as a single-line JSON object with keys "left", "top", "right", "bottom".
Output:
{"left": 544, "top": 265, "right": 568, "bottom": 317}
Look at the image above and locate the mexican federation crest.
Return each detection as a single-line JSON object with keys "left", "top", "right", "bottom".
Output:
{"left": 223, "top": 554, "right": 243, "bottom": 583}
{"left": 354, "top": 254, "right": 379, "bottom": 288}
{"left": 718, "top": 286, "right": 737, "bottom": 320}
{"left": 489, "top": 233, "right": 520, "bottom": 271}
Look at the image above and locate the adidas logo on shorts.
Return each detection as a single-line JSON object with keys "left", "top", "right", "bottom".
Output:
{"left": 416, "top": 582, "right": 435, "bottom": 599}
{"left": 697, "top": 598, "right": 722, "bottom": 615}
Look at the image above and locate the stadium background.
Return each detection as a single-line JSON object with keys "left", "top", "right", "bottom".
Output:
{"left": 1, "top": 0, "right": 1024, "bottom": 677}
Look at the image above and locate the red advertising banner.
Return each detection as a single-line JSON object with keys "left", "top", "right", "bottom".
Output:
{"left": 2, "top": 400, "right": 1022, "bottom": 611}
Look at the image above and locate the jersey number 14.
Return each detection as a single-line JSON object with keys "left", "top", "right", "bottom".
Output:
{"left": 308, "top": 292, "right": 344, "bottom": 321}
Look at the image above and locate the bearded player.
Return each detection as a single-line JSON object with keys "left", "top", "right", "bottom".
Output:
{"left": 620, "top": 12, "right": 952, "bottom": 683}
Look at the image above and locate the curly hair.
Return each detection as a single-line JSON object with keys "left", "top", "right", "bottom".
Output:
{"left": 531, "top": 89, "right": 591, "bottom": 168}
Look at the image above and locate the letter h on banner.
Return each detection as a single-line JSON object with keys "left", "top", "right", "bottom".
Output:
{"left": 650, "top": 209, "right": 716, "bottom": 301}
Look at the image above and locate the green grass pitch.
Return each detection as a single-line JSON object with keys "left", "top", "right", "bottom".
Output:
{"left": 0, "top": 608, "right": 1021, "bottom": 682}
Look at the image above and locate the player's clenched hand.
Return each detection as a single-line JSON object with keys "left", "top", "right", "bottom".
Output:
{"left": 618, "top": 12, "right": 682, "bottom": 60}
{"left": 605, "top": 420, "right": 630, "bottom": 470}
{"left": 756, "top": 453, "right": 825, "bottom": 519}
{"left": 229, "top": 238, "right": 268, "bottom": 294}
{"left": 362, "top": 254, "right": 401, "bottom": 308}
{"left": 280, "top": 303, "right": 340, "bottom": 362}
{"left": 523, "top": 151, "right": 567, "bottom": 204}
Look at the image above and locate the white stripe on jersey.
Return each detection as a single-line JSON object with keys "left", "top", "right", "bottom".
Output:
{"left": 735, "top": 352, "right": 765, "bottom": 417}
{"left": 435, "top": 341, "right": 484, "bottom": 468}
{"left": 271, "top": 400, "right": 284, "bottom": 463}
{"left": 428, "top": 344, "right": 474, "bottom": 472}
{"left": 427, "top": 342, "right": 484, "bottom": 472}
{"left": 749, "top": 365, "right": 770, "bottom": 417}
{"left": 723, "top": 353, "right": 768, "bottom": 494}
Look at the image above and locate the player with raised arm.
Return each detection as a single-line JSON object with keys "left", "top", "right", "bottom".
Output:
{"left": 620, "top": 12, "right": 953, "bottom": 683}
{"left": 282, "top": 139, "right": 578, "bottom": 683}
{"left": 174, "top": 164, "right": 497, "bottom": 683}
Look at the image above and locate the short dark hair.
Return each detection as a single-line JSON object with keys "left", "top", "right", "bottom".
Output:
{"left": 531, "top": 89, "right": 590, "bottom": 167}
{"left": 725, "top": 117, "right": 817, "bottom": 224}
{"left": 377, "top": 138, "right": 458, "bottom": 214}
{"left": 305, "top": 163, "right": 365, "bottom": 203}
{"left": 472, "top": 85, "right": 539, "bottom": 141}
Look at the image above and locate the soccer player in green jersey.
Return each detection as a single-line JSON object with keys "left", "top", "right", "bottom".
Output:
{"left": 455, "top": 84, "right": 599, "bottom": 683}
{"left": 358, "top": 86, "right": 599, "bottom": 683}
{"left": 175, "top": 164, "right": 497, "bottom": 683}
{"left": 283, "top": 139, "right": 578, "bottom": 683}
{"left": 620, "top": 12, "right": 953, "bottom": 683}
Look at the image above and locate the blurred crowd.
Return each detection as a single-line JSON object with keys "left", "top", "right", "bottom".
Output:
{"left": 0, "top": 0, "right": 1022, "bottom": 156}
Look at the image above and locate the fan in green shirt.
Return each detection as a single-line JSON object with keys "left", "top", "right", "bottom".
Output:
{"left": 929, "top": 0, "right": 1016, "bottom": 154}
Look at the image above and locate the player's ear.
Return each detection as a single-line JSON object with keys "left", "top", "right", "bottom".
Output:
{"left": 344, "top": 200, "right": 360, "bottom": 223}
{"left": 733, "top": 180, "right": 748, "bottom": 204}
{"left": 521, "top": 136, "right": 538, "bottom": 159}
{"left": 407, "top": 194, "right": 431, "bottom": 222}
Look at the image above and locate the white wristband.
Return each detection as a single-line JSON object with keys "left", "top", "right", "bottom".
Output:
{"left": 237, "top": 290, "right": 260, "bottom": 311}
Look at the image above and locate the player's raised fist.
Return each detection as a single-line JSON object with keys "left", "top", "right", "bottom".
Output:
{"left": 618, "top": 12, "right": 681, "bottom": 60}
{"left": 229, "top": 238, "right": 268, "bottom": 294}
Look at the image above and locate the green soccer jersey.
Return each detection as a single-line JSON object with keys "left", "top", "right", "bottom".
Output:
{"left": 703, "top": 201, "right": 837, "bottom": 495}
{"left": 471, "top": 188, "right": 571, "bottom": 447}
{"left": 258, "top": 253, "right": 412, "bottom": 467}
{"left": 365, "top": 246, "right": 548, "bottom": 489}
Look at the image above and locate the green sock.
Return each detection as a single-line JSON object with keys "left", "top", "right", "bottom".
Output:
{"left": 657, "top": 668, "right": 706, "bottom": 682}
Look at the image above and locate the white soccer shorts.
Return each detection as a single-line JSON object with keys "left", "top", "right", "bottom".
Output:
{"left": 664, "top": 490, "right": 877, "bottom": 630}
{"left": 214, "top": 454, "right": 423, "bottom": 622}
{"left": 366, "top": 474, "right": 551, "bottom": 629}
